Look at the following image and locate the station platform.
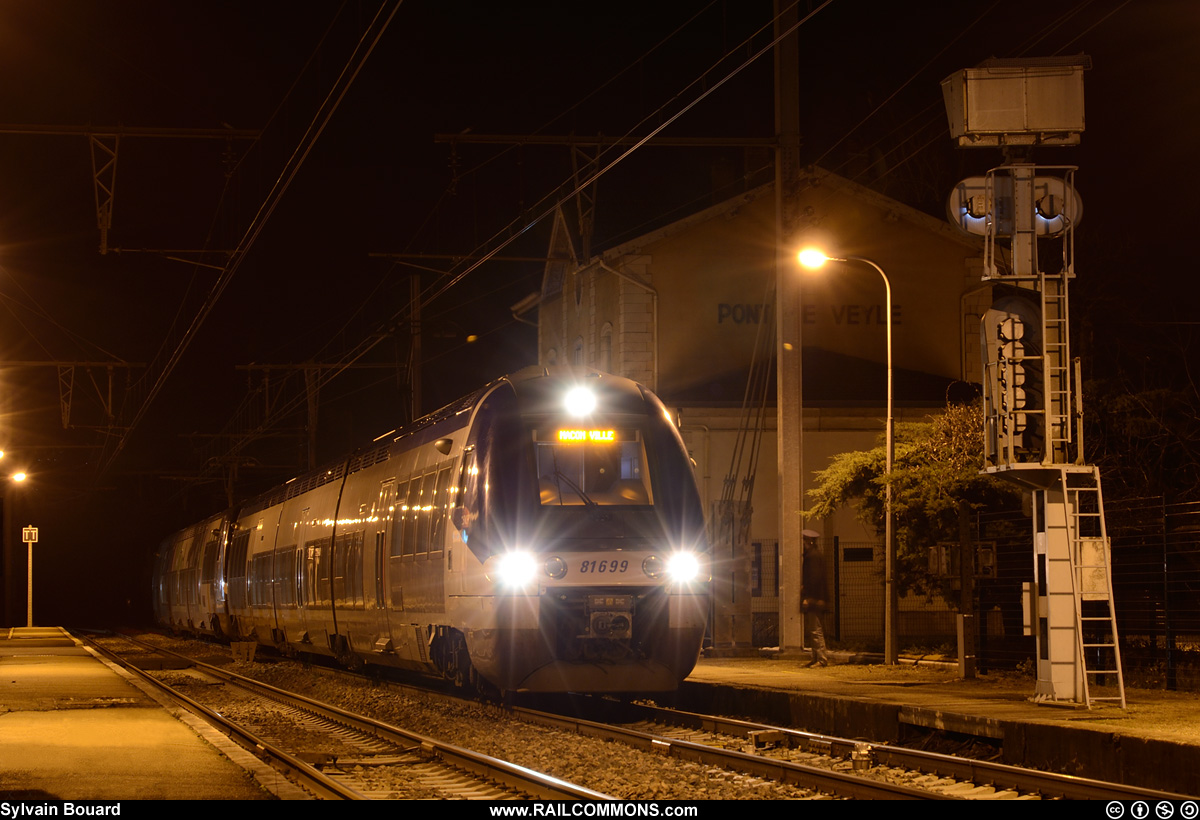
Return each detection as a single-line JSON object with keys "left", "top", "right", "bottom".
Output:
{"left": 3, "top": 626, "right": 1197, "bottom": 800}
{"left": 682, "top": 650, "right": 1200, "bottom": 797}
{"left": 0, "top": 626, "right": 282, "bottom": 800}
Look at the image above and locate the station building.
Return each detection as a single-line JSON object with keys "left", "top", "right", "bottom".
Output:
{"left": 523, "top": 167, "right": 986, "bottom": 649}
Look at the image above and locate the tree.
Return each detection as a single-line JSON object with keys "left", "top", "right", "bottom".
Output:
{"left": 804, "top": 402, "right": 1020, "bottom": 598}
{"left": 1085, "top": 380, "right": 1200, "bottom": 503}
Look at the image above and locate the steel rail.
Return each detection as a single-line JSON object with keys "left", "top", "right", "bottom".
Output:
{"left": 513, "top": 706, "right": 949, "bottom": 800}
{"left": 608, "top": 701, "right": 1196, "bottom": 802}
{"left": 116, "top": 633, "right": 612, "bottom": 801}
{"left": 78, "top": 634, "right": 366, "bottom": 799}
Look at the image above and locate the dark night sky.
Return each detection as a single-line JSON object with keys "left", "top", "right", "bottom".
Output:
{"left": 0, "top": 0, "right": 1193, "bottom": 624}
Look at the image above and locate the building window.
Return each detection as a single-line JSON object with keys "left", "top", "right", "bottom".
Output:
{"left": 572, "top": 337, "right": 584, "bottom": 366}
{"left": 546, "top": 347, "right": 558, "bottom": 366}
{"left": 599, "top": 323, "right": 613, "bottom": 373}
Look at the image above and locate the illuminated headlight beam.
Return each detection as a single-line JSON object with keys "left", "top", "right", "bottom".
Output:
{"left": 665, "top": 552, "right": 702, "bottom": 583}
{"left": 564, "top": 386, "right": 597, "bottom": 417}
{"left": 492, "top": 551, "right": 539, "bottom": 588}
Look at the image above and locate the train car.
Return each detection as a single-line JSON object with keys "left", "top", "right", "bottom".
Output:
{"left": 152, "top": 510, "right": 231, "bottom": 637}
{"left": 154, "top": 367, "right": 710, "bottom": 694}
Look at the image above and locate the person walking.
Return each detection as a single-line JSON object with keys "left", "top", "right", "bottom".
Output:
{"left": 801, "top": 529, "right": 831, "bottom": 667}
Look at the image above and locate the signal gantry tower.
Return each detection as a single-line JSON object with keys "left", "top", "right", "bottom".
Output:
{"left": 942, "top": 56, "right": 1124, "bottom": 707}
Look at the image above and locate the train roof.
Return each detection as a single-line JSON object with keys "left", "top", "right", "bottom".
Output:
{"left": 188, "top": 367, "right": 655, "bottom": 522}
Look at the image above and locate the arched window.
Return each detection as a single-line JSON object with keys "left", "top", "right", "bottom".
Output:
{"left": 599, "top": 323, "right": 613, "bottom": 373}
{"left": 546, "top": 347, "right": 558, "bottom": 366}
{"left": 572, "top": 337, "right": 584, "bottom": 366}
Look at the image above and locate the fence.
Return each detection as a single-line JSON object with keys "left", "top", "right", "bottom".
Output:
{"left": 747, "top": 498, "right": 1200, "bottom": 689}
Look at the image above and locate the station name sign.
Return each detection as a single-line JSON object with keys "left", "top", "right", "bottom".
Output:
{"left": 717, "top": 302, "right": 902, "bottom": 326}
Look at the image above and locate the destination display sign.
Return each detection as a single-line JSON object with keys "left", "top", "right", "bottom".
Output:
{"left": 557, "top": 429, "right": 617, "bottom": 443}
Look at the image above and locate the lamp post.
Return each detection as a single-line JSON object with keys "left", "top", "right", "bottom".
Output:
{"left": 798, "top": 249, "right": 897, "bottom": 665}
{"left": 3, "top": 468, "right": 29, "bottom": 627}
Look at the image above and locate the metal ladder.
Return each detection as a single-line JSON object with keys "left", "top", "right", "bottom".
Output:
{"left": 1063, "top": 467, "right": 1126, "bottom": 708}
{"left": 1041, "top": 271, "right": 1072, "bottom": 463}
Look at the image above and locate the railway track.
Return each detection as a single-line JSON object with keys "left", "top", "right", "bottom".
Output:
{"left": 91, "top": 631, "right": 1194, "bottom": 801}
{"left": 79, "top": 631, "right": 610, "bottom": 800}
{"left": 528, "top": 698, "right": 1197, "bottom": 802}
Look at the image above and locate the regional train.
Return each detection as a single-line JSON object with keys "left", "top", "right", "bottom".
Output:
{"left": 152, "top": 367, "right": 711, "bottom": 694}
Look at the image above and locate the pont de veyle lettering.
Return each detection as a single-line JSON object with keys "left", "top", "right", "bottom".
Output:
{"left": 717, "top": 302, "right": 902, "bottom": 325}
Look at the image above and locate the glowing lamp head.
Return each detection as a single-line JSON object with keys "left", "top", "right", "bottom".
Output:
{"left": 11, "top": 472, "right": 27, "bottom": 483}
{"left": 564, "top": 386, "right": 597, "bottom": 417}
{"left": 798, "top": 248, "right": 832, "bottom": 269}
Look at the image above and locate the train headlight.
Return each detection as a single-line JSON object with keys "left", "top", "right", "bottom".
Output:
{"left": 492, "top": 551, "right": 539, "bottom": 588}
{"left": 644, "top": 552, "right": 704, "bottom": 583}
{"left": 564, "top": 386, "right": 596, "bottom": 417}
{"left": 666, "top": 552, "right": 702, "bottom": 583}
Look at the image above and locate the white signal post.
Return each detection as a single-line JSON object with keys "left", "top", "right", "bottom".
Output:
{"left": 22, "top": 525, "right": 38, "bottom": 628}
{"left": 943, "top": 57, "right": 1124, "bottom": 708}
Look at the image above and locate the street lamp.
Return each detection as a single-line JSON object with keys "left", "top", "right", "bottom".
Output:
{"left": 2, "top": 468, "right": 30, "bottom": 626}
{"left": 798, "top": 248, "right": 897, "bottom": 665}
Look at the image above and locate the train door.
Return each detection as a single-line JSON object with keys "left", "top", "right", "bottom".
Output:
{"left": 424, "top": 465, "right": 452, "bottom": 611}
{"left": 396, "top": 465, "right": 453, "bottom": 613}
{"left": 372, "top": 479, "right": 397, "bottom": 635}
{"left": 225, "top": 524, "right": 251, "bottom": 638}
{"left": 198, "top": 516, "right": 227, "bottom": 634}
{"left": 174, "top": 530, "right": 197, "bottom": 629}
{"left": 446, "top": 448, "right": 475, "bottom": 595}
{"left": 401, "top": 471, "right": 435, "bottom": 612}
{"left": 244, "top": 514, "right": 282, "bottom": 645}
{"left": 288, "top": 507, "right": 313, "bottom": 643}
{"left": 389, "top": 480, "right": 415, "bottom": 612}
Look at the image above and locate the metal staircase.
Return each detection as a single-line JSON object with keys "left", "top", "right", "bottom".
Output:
{"left": 1063, "top": 467, "right": 1126, "bottom": 708}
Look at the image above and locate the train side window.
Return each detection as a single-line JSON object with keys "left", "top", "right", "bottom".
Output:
{"left": 250, "top": 553, "right": 267, "bottom": 607}
{"left": 415, "top": 472, "right": 436, "bottom": 555}
{"left": 429, "top": 465, "right": 454, "bottom": 553}
{"left": 311, "top": 537, "right": 332, "bottom": 606}
{"left": 333, "top": 531, "right": 365, "bottom": 607}
{"left": 228, "top": 531, "right": 250, "bottom": 611}
{"left": 376, "top": 480, "right": 396, "bottom": 608}
{"left": 305, "top": 540, "right": 317, "bottom": 605}
{"left": 349, "top": 531, "right": 364, "bottom": 607}
{"left": 403, "top": 480, "right": 421, "bottom": 557}
{"left": 332, "top": 534, "right": 347, "bottom": 603}
{"left": 391, "top": 481, "right": 409, "bottom": 558}
{"left": 230, "top": 532, "right": 250, "bottom": 576}
{"left": 455, "top": 449, "right": 477, "bottom": 530}
{"left": 276, "top": 547, "right": 296, "bottom": 607}
{"left": 200, "top": 538, "right": 219, "bottom": 585}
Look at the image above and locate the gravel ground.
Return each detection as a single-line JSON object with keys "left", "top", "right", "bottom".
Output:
{"left": 127, "top": 634, "right": 834, "bottom": 800}
{"left": 230, "top": 660, "right": 829, "bottom": 799}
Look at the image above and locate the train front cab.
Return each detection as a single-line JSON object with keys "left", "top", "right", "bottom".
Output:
{"left": 447, "top": 370, "right": 710, "bottom": 694}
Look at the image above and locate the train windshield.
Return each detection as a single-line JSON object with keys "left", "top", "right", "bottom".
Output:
{"left": 533, "top": 427, "right": 653, "bottom": 506}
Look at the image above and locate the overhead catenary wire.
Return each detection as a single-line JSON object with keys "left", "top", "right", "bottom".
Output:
{"left": 416, "top": 0, "right": 836, "bottom": 309}
{"left": 185, "top": 1, "right": 837, "bottom": 486}
{"left": 192, "top": 0, "right": 1134, "bottom": 492}
{"left": 94, "top": 0, "right": 404, "bottom": 482}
